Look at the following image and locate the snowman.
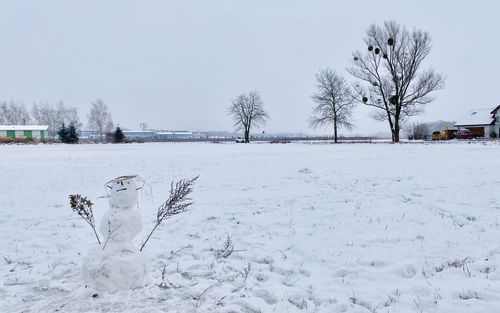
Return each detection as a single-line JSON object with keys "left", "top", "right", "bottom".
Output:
{"left": 82, "top": 175, "right": 148, "bottom": 294}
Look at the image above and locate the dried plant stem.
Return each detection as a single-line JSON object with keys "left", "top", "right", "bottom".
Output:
{"left": 140, "top": 223, "right": 161, "bottom": 252}
{"left": 90, "top": 222, "right": 102, "bottom": 245}
{"left": 69, "top": 194, "right": 101, "bottom": 245}
{"left": 102, "top": 221, "right": 122, "bottom": 250}
{"left": 140, "top": 176, "right": 198, "bottom": 251}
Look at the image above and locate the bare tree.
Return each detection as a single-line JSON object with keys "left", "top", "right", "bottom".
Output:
{"left": 87, "top": 99, "right": 113, "bottom": 142}
{"left": 55, "top": 101, "right": 81, "bottom": 128}
{"left": 0, "top": 100, "right": 31, "bottom": 125}
{"left": 32, "top": 100, "right": 81, "bottom": 138}
{"left": 32, "top": 102, "right": 52, "bottom": 127}
{"left": 228, "top": 91, "right": 269, "bottom": 143}
{"left": 310, "top": 68, "right": 355, "bottom": 143}
{"left": 405, "top": 122, "right": 429, "bottom": 140}
{"left": 348, "top": 21, "right": 445, "bottom": 142}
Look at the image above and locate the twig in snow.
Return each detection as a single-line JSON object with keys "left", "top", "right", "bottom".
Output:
{"left": 287, "top": 292, "right": 308, "bottom": 310}
{"left": 413, "top": 296, "right": 423, "bottom": 313}
{"left": 140, "top": 176, "right": 198, "bottom": 251}
{"left": 69, "top": 194, "right": 101, "bottom": 245}
{"left": 214, "top": 234, "right": 234, "bottom": 259}
{"left": 231, "top": 262, "right": 252, "bottom": 292}
{"left": 384, "top": 295, "right": 396, "bottom": 307}
{"left": 158, "top": 265, "right": 168, "bottom": 289}
{"left": 102, "top": 220, "right": 122, "bottom": 250}
{"left": 349, "top": 290, "right": 358, "bottom": 304}
{"left": 239, "top": 262, "right": 252, "bottom": 284}
{"left": 194, "top": 279, "right": 223, "bottom": 306}
{"left": 216, "top": 295, "right": 227, "bottom": 306}
{"left": 167, "top": 245, "right": 193, "bottom": 260}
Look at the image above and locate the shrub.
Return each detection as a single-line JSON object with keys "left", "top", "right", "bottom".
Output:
{"left": 67, "top": 124, "right": 79, "bottom": 144}
{"left": 58, "top": 123, "right": 79, "bottom": 144}
{"left": 114, "top": 127, "right": 125, "bottom": 143}
{"left": 58, "top": 123, "right": 69, "bottom": 143}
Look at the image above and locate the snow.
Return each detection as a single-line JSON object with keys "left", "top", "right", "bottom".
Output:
{"left": 1, "top": 141, "right": 500, "bottom": 312}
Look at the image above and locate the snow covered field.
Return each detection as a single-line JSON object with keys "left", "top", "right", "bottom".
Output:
{"left": 1, "top": 141, "right": 500, "bottom": 313}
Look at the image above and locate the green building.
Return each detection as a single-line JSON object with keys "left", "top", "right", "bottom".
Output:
{"left": 0, "top": 125, "right": 49, "bottom": 140}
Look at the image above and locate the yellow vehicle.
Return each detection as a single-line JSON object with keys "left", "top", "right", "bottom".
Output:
{"left": 432, "top": 131, "right": 444, "bottom": 140}
{"left": 432, "top": 130, "right": 456, "bottom": 140}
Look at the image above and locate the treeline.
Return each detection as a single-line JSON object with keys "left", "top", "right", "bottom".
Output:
{"left": 0, "top": 98, "right": 115, "bottom": 143}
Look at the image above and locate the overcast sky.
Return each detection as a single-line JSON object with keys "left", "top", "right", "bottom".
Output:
{"left": 0, "top": 1, "right": 499, "bottom": 135}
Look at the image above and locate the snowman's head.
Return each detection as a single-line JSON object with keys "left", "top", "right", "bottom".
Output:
{"left": 106, "top": 175, "right": 142, "bottom": 209}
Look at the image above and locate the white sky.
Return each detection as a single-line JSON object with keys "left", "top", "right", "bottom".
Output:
{"left": 0, "top": 0, "right": 499, "bottom": 135}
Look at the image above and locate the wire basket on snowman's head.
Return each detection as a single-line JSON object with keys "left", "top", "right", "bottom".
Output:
{"left": 104, "top": 175, "right": 145, "bottom": 209}
{"left": 104, "top": 175, "right": 145, "bottom": 195}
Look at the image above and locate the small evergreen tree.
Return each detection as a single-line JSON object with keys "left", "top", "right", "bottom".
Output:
{"left": 58, "top": 123, "right": 68, "bottom": 143}
{"left": 114, "top": 127, "right": 125, "bottom": 143}
{"left": 67, "top": 123, "right": 79, "bottom": 144}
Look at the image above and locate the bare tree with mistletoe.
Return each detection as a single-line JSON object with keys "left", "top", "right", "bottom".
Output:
{"left": 348, "top": 21, "right": 445, "bottom": 142}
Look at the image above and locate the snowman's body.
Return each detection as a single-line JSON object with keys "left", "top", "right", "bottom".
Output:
{"left": 83, "top": 176, "right": 147, "bottom": 293}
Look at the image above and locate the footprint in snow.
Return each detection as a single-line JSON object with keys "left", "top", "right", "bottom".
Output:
{"left": 334, "top": 268, "right": 357, "bottom": 278}
{"left": 299, "top": 268, "right": 311, "bottom": 277}
{"left": 253, "top": 272, "right": 269, "bottom": 282}
{"left": 394, "top": 264, "right": 417, "bottom": 278}
{"left": 252, "top": 289, "right": 278, "bottom": 304}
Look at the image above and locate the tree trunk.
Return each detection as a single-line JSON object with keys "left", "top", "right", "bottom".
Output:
{"left": 386, "top": 113, "right": 395, "bottom": 143}
{"left": 393, "top": 123, "right": 400, "bottom": 143}
{"left": 393, "top": 104, "right": 401, "bottom": 143}
{"left": 244, "top": 128, "right": 250, "bottom": 143}
{"left": 333, "top": 121, "right": 338, "bottom": 143}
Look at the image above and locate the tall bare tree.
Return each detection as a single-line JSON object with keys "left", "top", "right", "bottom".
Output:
{"left": 0, "top": 100, "right": 31, "bottom": 125}
{"left": 228, "top": 91, "right": 269, "bottom": 143}
{"left": 348, "top": 21, "right": 445, "bottom": 142}
{"left": 310, "top": 68, "right": 355, "bottom": 143}
{"left": 87, "top": 99, "right": 113, "bottom": 141}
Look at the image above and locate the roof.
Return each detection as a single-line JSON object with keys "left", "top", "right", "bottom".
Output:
{"left": 122, "top": 131, "right": 156, "bottom": 134}
{"left": 0, "top": 125, "right": 49, "bottom": 131}
{"left": 490, "top": 104, "right": 500, "bottom": 115}
{"left": 157, "top": 131, "right": 193, "bottom": 135}
{"left": 455, "top": 107, "right": 496, "bottom": 126}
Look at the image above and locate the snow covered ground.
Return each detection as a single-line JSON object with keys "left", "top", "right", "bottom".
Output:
{"left": 1, "top": 141, "right": 500, "bottom": 313}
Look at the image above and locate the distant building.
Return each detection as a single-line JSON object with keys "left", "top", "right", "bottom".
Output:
{"left": 455, "top": 105, "right": 500, "bottom": 138}
{"left": 123, "top": 131, "right": 156, "bottom": 141}
{"left": 0, "top": 125, "right": 48, "bottom": 140}
{"left": 78, "top": 129, "right": 209, "bottom": 141}
{"left": 191, "top": 132, "right": 208, "bottom": 140}
{"left": 78, "top": 130, "right": 100, "bottom": 140}
{"left": 156, "top": 131, "right": 183, "bottom": 140}
{"left": 156, "top": 131, "right": 207, "bottom": 140}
